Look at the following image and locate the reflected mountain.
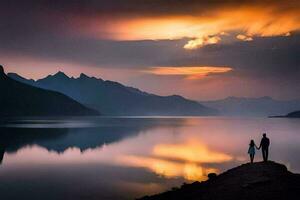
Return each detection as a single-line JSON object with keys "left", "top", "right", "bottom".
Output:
{"left": 0, "top": 127, "right": 141, "bottom": 154}
{"left": 0, "top": 118, "right": 188, "bottom": 164}
{"left": 0, "top": 128, "right": 68, "bottom": 153}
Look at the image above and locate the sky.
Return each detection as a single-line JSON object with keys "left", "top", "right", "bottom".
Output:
{"left": 1, "top": 0, "right": 300, "bottom": 100}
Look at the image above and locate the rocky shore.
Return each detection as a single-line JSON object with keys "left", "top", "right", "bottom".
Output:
{"left": 138, "top": 161, "right": 300, "bottom": 200}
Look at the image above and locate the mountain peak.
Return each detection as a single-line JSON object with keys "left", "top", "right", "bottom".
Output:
{"left": 79, "top": 73, "right": 90, "bottom": 79}
{"left": 53, "top": 71, "right": 69, "bottom": 79}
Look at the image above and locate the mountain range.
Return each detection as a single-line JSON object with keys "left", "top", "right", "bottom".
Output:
{"left": 200, "top": 96, "right": 300, "bottom": 117}
{"left": 8, "top": 71, "right": 217, "bottom": 116}
{"left": 0, "top": 65, "right": 99, "bottom": 117}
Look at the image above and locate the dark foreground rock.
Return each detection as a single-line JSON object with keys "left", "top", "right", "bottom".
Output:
{"left": 138, "top": 161, "right": 300, "bottom": 200}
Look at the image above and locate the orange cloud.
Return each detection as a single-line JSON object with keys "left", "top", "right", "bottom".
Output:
{"left": 79, "top": 4, "right": 300, "bottom": 49}
{"left": 236, "top": 34, "right": 253, "bottom": 41}
{"left": 184, "top": 36, "right": 221, "bottom": 49}
{"left": 143, "top": 66, "right": 233, "bottom": 80}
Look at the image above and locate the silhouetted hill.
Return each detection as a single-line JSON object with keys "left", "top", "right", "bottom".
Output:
{"left": 0, "top": 66, "right": 99, "bottom": 116}
{"left": 200, "top": 96, "right": 300, "bottom": 117}
{"left": 286, "top": 111, "right": 300, "bottom": 118}
{"left": 8, "top": 71, "right": 217, "bottom": 116}
{"left": 138, "top": 161, "right": 300, "bottom": 200}
{"left": 272, "top": 110, "right": 300, "bottom": 118}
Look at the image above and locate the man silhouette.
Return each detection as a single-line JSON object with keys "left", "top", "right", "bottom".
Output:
{"left": 258, "top": 133, "right": 270, "bottom": 162}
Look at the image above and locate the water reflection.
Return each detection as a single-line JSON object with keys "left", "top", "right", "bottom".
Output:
{"left": 118, "top": 155, "right": 219, "bottom": 181}
{"left": 117, "top": 141, "right": 233, "bottom": 181}
{"left": 0, "top": 117, "right": 300, "bottom": 200}
{"left": 0, "top": 117, "right": 176, "bottom": 154}
{"left": 153, "top": 142, "right": 233, "bottom": 163}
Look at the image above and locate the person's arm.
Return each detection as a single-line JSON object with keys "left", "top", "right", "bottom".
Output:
{"left": 258, "top": 140, "right": 262, "bottom": 149}
{"left": 255, "top": 144, "right": 260, "bottom": 150}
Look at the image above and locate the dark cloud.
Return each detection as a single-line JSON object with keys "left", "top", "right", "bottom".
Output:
{"left": 1, "top": 0, "right": 299, "bottom": 99}
{"left": 1, "top": 26, "right": 299, "bottom": 80}
{"left": 2, "top": 0, "right": 297, "bottom": 16}
{"left": 163, "top": 35, "right": 300, "bottom": 79}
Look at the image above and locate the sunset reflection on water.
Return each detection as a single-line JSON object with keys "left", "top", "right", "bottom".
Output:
{"left": 1, "top": 117, "right": 300, "bottom": 200}
{"left": 117, "top": 141, "right": 232, "bottom": 181}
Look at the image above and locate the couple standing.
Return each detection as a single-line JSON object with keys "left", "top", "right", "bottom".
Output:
{"left": 248, "top": 133, "right": 270, "bottom": 163}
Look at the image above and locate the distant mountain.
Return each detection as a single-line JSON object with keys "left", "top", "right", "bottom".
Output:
{"left": 8, "top": 72, "right": 217, "bottom": 116}
{"left": 200, "top": 96, "right": 300, "bottom": 117}
{"left": 270, "top": 110, "right": 300, "bottom": 118}
{"left": 285, "top": 111, "right": 300, "bottom": 118}
{"left": 0, "top": 66, "right": 99, "bottom": 117}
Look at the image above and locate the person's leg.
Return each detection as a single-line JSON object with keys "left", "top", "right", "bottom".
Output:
{"left": 262, "top": 149, "right": 265, "bottom": 161}
{"left": 250, "top": 154, "right": 254, "bottom": 163}
{"left": 263, "top": 148, "right": 267, "bottom": 161}
{"left": 265, "top": 148, "right": 269, "bottom": 161}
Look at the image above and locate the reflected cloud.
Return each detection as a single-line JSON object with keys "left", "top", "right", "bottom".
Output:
{"left": 153, "top": 142, "right": 233, "bottom": 163}
{"left": 117, "top": 155, "right": 218, "bottom": 181}
{"left": 116, "top": 140, "right": 232, "bottom": 181}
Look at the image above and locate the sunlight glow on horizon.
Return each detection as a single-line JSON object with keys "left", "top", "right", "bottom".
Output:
{"left": 143, "top": 66, "right": 233, "bottom": 80}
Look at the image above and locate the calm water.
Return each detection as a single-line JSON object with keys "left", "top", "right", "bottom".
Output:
{"left": 0, "top": 117, "right": 299, "bottom": 200}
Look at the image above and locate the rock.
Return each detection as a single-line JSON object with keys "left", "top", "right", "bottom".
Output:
{"left": 137, "top": 161, "right": 300, "bottom": 200}
{"left": 208, "top": 173, "right": 217, "bottom": 180}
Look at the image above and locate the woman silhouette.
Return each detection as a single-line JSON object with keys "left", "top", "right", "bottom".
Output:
{"left": 248, "top": 140, "right": 258, "bottom": 163}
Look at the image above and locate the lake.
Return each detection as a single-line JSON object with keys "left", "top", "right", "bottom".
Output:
{"left": 0, "top": 117, "right": 299, "bottom": 200}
